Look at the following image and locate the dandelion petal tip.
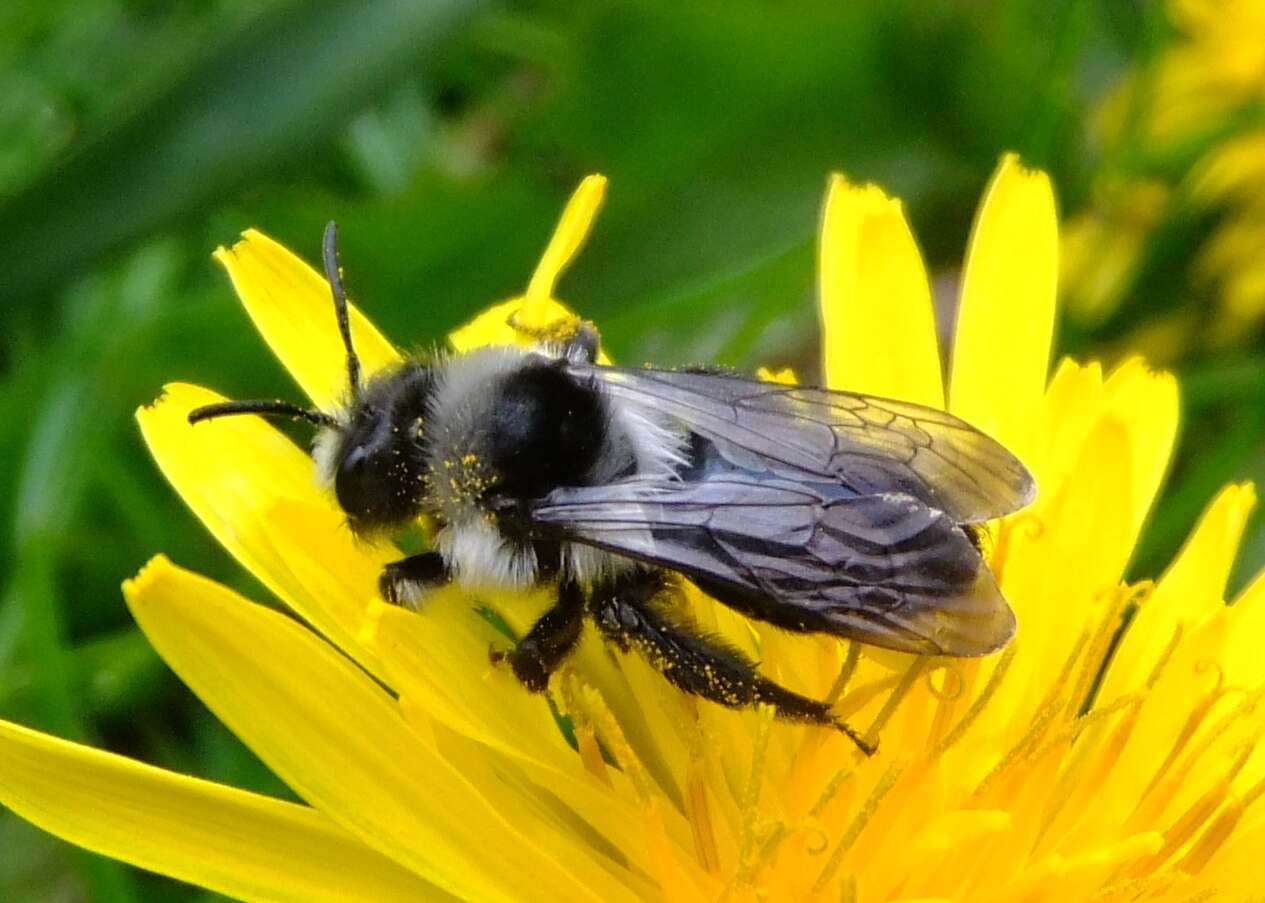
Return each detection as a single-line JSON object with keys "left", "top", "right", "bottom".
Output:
{"left": 122, "top": 554, "right": 175, "bottom": 601}
{"left": 135, "top": 392, "right": 167, "bottom": 419}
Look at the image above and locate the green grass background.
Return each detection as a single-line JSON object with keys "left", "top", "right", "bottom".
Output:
{"left": 2, "top": 2, "right": 1263, "bottom": 899}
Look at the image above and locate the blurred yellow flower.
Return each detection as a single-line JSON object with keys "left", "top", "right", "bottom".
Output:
{"left": 2, "top": 160, "right": 1264, "bottom": 901}
{"left": 1063, "top": 0, "right": 1265, "bottom": 348}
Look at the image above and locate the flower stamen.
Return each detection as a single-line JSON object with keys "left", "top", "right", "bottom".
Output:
{"left": 1069, "top": 585, "right": 1135, "bottom": 719}
{"left": 832, "top": 673, "right": 904, "bottom": 721}
{"left": 925, "top": 659, "right": 972, "bottom": 754}
{"left": 557, "top": 672, "right": 613, "bottom": 787}
{"left": 973, "top": 632, "right": 1091, "bottom": 802}
{"left": 809, "top": 763, "right": 859, "bottom": 823}
{"left": 861, "top": 656, "right": 927, "bottom": 750}
{"left": 826, "top": 641, "right": 862, "bottom": 704}
{"left": 735, "top": 705, "right": 775, "bottom": 882}
{"left": 566, "top": 675, "right": 654, "bottom": 804}
{"left": 683, "top": 721, "right": 721, "bottom": 875}
{"left": 813, "top": 761, "right": 905, "bottom": 892}
{"left": 932, "top": 643, "right": 1015, "bottom": 759}
{"left": 990, "top": 511, "right": 1045, "bottom": 585}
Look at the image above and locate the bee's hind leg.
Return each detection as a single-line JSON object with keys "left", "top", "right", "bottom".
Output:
{"left": 494, "top": 580, "right": 586, "bottom": 692}
{"left": 588, "top": 572, "right": 875, "bottom": 755}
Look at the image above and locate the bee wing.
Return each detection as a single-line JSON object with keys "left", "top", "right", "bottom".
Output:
{"left": 573, "top": 364, "right": 1035, "bottom": 524}
{"left": 531, "top": 476, "right": 1015, "bottom": 656}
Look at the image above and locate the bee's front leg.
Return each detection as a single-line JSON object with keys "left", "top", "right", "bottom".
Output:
{"left": 379, "top": 551, "right": 449, "bottom": 610}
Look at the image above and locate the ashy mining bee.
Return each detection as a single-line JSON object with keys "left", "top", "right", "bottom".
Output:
{"left": 190, "top": 223, "right": 1035, "bottom": 754}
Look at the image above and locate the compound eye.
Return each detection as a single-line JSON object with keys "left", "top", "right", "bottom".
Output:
{"left": 334, "top": 445, "right": 388, "bottom": 524}
{"left": 333, "top": 436, "right": 423, "bottom": 533}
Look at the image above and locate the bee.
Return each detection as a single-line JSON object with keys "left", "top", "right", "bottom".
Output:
{"left": 190, "top": 223, "right": 1035, "bottom": 754}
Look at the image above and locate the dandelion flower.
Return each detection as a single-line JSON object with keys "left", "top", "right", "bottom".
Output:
{"left": 2, "top": 159, "right": 1264, "bottom": 901}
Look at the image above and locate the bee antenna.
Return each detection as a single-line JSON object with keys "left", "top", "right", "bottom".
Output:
{"left": 187, "top": 400, "right": 339, "bottom": 429}
{"left": 322, "top": 221, "right": 362, "bottom": 399}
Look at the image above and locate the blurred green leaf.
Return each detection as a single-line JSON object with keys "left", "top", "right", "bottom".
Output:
{"left": 0, "top": 0, "right": 484, "bottom": 308}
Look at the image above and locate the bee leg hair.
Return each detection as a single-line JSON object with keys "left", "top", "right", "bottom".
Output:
{"left": 498, "top": 580, "right": 586, "bottom": 692}
{"left": 379, "top": 551, "right": 449, "bottom": 609}
{"left": 589, "top": 572, "right": 875, "bottom": 755}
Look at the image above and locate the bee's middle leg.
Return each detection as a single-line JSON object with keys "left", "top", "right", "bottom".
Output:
{"left": 589, "top": 572, "right": 875, "bottom": 754}
{"left": 497, "top": 580, "right": 586, "bottom": 692}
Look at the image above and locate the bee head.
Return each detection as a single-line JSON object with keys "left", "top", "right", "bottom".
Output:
{"left": 190, "top": 222, "right": 430, "bottom": 536}
{"left": 323, "top": 362, "right": 434, "bottom": 536}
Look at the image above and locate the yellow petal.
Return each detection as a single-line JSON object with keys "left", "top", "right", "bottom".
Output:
{"left": 1102, "top": 358, "right": 1179, "bottom": 548}
{"left": 950, "top": 153, "right": 1058, "bottom": 462}
{"left": 448, "top": 296, "right": 591, "bottom": 353}
{"left": 125, "top": 556, "right": 628, "bottom": 903}
{"left": 1105, "top": 482, "right": 1257, "bottom": 697}
{"left": 992, "top": 413, "right": 1133, "bottom": 726}
{"left": 524, "top": 174, "right": 608, "bottom": 321}
{"left": 1037, "top": 357, "right": 1178, "bottom": 550}
{"left": 1198, "top": 819, "right": 1265, "bottom": 898}
{"left": 362, "top": 591, "right": 582, "bottom": 772}
{"left": 1225, "top": 567, "right": 1265, "bottom": 685}
{"left": 215, "top": 229, "right": 401, "bottom": 411}
{"left": 1152, "top": 480, "right": 1255, "bottom": 621}
{"left": 0, "top": 719, "right": 440, "bottom": 903}
{"left": 418, "top": 712, "right": 660, "bottom": 899}
{"left": 137, "top": 383, "right": 390, "bottom": 681}
{"left": 818, "top": 175, "right": 943, "bottom": 407}
{"left": 449, "top": 177, "right": 613, "bottom": 357}
{"left": 1038, "top": 358, "right": 1104, "bottom": 497}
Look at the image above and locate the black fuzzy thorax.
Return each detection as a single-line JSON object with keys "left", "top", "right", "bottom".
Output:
{"left": 482, "top": 359, "right": 607, "bottom": 501}
{"left": 420, "top": 348, "right": 625, "bottom": 550}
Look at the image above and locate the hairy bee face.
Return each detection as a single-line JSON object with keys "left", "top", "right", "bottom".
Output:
{"left": 327, "top": 361, "right": 436, "bottom": 535}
